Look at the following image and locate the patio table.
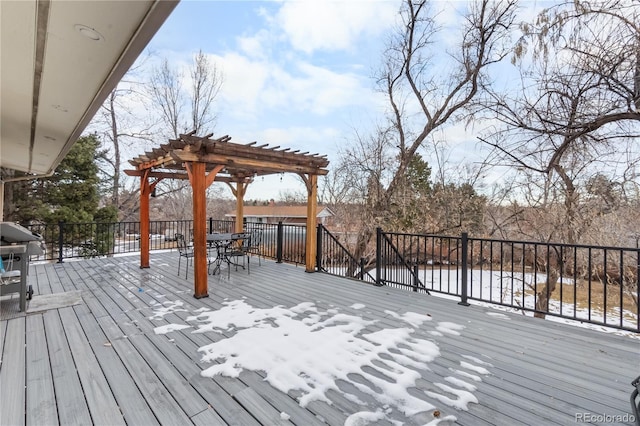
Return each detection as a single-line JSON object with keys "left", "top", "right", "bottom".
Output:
{"left": 206, "top": 233, "right": 248, "bottom": 275}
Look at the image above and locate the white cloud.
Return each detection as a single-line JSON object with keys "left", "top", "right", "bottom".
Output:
{"left": 237, "top": 28, "right": 272, "bottom": 60}
{"left": 274, "top": 0, "right": 400, "bottom": 54}
{"left": 213, "top": 52, "right": 375, "bottom": 120}
{"left": 210, "top": 52, "right": 271, "bottom": 118}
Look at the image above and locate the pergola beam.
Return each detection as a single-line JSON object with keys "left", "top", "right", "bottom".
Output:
{"left": 124, "top": 169, "right": 251, "bottom": 183}
{"left": 172, "top": 151, "right": 328, "bottom": 175}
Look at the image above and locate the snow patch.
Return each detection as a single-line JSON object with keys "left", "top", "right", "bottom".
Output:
{"left": 436, "top": 322, "right": 465, "bottom": 336}
{"left": 191, "top": 300, "right": 478, "bottom": 423}
{"left": 154, "top": 323, "right": 191, "bottom": 334}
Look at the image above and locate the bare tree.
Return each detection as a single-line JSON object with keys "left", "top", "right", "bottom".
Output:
{"left": 91, "top": 58, "right": 155, "bottom": 212}
{"left": 478, "top": 0, "right": 640, "bottom": 315}
{"left": 146, "top": 50, "right": 223, "bottom": 202}
{"left": 343, "top": 0, "right": 517, "bottom": 269}
{"left": 98, "top": 88, "right": 155, "bottom": 209}
{"left": 148, "top": 58, "right": 183, "bottom": 139}
{"left": 190, "top": 51, "right": 222, "bottom": 135}
{"left": 148, "top": 50, "right": 223, "bottom": 139}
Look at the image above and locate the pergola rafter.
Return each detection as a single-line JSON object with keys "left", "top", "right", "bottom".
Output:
{"left": 126, "top": 131, "right": 330, "bottom": 299}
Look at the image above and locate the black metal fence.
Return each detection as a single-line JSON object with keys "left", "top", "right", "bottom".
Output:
{"left": 316, "top": 224, "right": 375, "bottom": 282}
{"left": 371, "top": 229, "right": 639, "bottom": 333}
{"left": 23, "top": 219, "right": 639, "bottom": 332}
{"left": 26, "top": 219, "right": 308, "bottom": 266}
{"left": 210, "top": 219, "right": 307, "bottom": 265}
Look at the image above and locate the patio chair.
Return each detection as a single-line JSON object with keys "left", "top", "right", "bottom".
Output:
{"left": 223, "top": 232, "right": 251, "bottom": 278}
{"left": 175, "top": 233, "right": 194, "bottom": 279}
{"left": 247, "top": 230, "right": 263, "bottom": 266}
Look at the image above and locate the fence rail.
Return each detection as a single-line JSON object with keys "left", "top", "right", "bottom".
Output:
{"left": 25, "top": 219, "right": 309, "bottom": 266}
{"left": 371, "top": 229, "right": 639, "bottom": 333}
{"left": 316, "top": 224, "right": 375, "bottom": 282}
{"left": 22, "top": 219, "right": 639, "bottom": 332}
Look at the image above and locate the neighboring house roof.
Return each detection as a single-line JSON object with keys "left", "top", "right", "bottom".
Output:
{"left": 226, "top": 205, "right": 334, "bottom": 219}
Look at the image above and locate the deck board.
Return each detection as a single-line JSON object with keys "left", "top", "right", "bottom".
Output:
{"left": 1, "top": 318, "right": 26, "bottom": 426}
{"left": 25, "top": 314, "right": 58, "bottom": 426}
{"left": 44, "top": 309, "right": 93, "bottom": 425}
{"left": 73, "top": 303, "right": 160, "bottom": 425}
{"left": 95, "top": 314, "right": 194, "bottom": 425}
{"left": 0, "top": 252, "right": 637, "bottom": 426}
{"left": 57, "top": 307, "right": 125, "bottom": 425}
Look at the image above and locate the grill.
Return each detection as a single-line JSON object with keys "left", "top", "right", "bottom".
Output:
{"left": 1, "top": 222, "right": 44, "bottom": 311}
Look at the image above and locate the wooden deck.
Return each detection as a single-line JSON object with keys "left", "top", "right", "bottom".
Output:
{"left": 1, "top": 252, "right": 637, "bottom": 426}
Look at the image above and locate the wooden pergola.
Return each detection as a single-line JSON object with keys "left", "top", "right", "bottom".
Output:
{"left": 125, "top": 131, "right": 330, "bottom": 298}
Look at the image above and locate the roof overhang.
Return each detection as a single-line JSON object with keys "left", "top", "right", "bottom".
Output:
{"left": 0, "top": 0, "right": 178, "bottom": 176}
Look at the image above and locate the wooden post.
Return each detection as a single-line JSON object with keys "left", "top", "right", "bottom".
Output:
{"left": 139, "top": 171, "right": 161, "bottom": 269}
{"left": 235, "top": 182, "right": 245, "bottom": 233}
{"left": 186, "top": 163, "right": 223, "bottom": 298}
{"left": 188, "top": 162, "right": 208, "bottom": 298}
{"left": 303, "top": 174, "right": 318, "bottom": 272}
{"left": 140, "top": 170, "right": 151, "bottom": 268}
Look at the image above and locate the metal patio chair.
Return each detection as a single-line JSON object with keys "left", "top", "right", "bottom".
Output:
{"left": 175, "top": 233, "right": 194, "bottom": 279}
{"left": 247, "top": 229, "right": 263, "bottom": 266}
{"left": 222, "top": 232, "right": 251, "bottom": 278}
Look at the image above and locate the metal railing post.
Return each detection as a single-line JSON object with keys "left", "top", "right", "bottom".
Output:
{"left": 375, "top": 227, "right": 382, "bottom": 286}
{"left": 276, "top": 221, "right": 283, "bottom": 263}
{"left": 57, "top": 221, "right": 64, "bottom": 263}
{"left": 316, "top": 224, "right": 323, "bottom": 271}
{"left": 208, "top": 217, "right": 213, "bottom": 234}
{"left": 359, "top": 257, "right": 365, "bottom": 281}
{"left": 413, "top": 263, "right": 419, "bottom": 292}
{"left": 458, "top": 232, "right": 470, "bottom": 306}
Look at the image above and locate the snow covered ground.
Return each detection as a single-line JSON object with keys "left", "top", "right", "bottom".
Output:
{"left": 149, "top": 299, "right": 495, "bottom": 425}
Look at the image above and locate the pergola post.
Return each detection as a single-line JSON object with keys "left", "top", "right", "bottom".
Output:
{"left": 139, "top": 172, "right": 161, "bottom": 269}
{"left": 235, "top": 182, "right": 245, "bottom": 233}
{"left": 226, "top": 179, "right": 249, "bottom": 233}
{"left": 140, "top": 170, "right": 151, "bottom": 268}
{"left": 302, "top": 174, "right": 318, "bottom": 272}
{"left": 188, "top": 162, "right": 208, "bottom": 298}
{"left": 186, "top": 163, "right": 222, "bottom": 298}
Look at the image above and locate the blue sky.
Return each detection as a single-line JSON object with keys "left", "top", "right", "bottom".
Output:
{"left": 139, "top": 0, "right": 556, "bottom": 201}
{"left": 142, "top": 0, "right": 405, "bottom": 200}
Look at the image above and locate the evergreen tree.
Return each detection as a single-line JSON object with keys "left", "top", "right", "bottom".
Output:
{"left": 9, "top": 134, "right": 101, "bottom": 225}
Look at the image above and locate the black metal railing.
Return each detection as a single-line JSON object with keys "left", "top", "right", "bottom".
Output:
{"left": 23, "top": 218, "right": 639, "bottom": 332}
{"left": 316, "top": 224, "right": 375, "bottom": 282}
{"left": 26, "top": 219, "right": 309, "bottom": 266}
{"left": 27, "top": 220, "right": 193, "bottom": 262}
{"left": 369, "top": 229, "right": 639, "bottom": 333}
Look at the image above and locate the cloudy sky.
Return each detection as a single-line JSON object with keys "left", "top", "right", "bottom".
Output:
{"left": 141, "top": 0, "right": 546, "bottom": 200}
{"left": 142, "top": 0, "right": 403, "bottom": 200}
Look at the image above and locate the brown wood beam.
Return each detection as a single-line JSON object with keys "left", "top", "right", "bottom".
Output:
{"left": 172, "top": 151, "right": 329, "bottom": 175}
{"left": 140, "top": 170, "right": 151, "bottom": 268}
{"left": 235, "top": 181, "right": 249, "bottom": 233}
{"left": 139, "top": 173, "right": 162, "bottom": 269}
{"left": 301, "top": 173, "right": 318, "bottom": 273}
{"left": 185, "top": 163, "right": 223, "bottom": 299}
{"left": 186, "top": 162, "right": 208, "bottom": 298}
{"left": 124, "top": 169, "right": 248, "bottom": 184}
